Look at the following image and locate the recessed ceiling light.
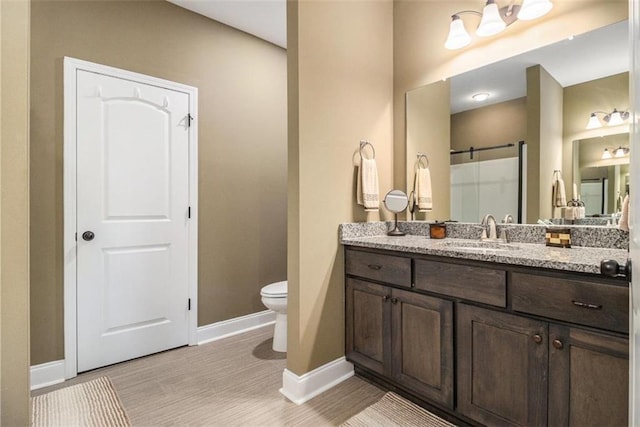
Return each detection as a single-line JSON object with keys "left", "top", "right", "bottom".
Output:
{"left": 472, "top": 93, "right": 490, "bottom": 102}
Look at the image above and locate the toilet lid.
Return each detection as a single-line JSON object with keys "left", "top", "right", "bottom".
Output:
{"left": 261, "top": 280, "right": 288, "bottom": 297}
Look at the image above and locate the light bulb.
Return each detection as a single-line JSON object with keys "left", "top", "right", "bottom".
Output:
{"left": 445, "top": 15, "right": 472, "bottom": 50}
{"left": 586, "top": 113, "right": 601, "bottom": 130}
{"left": 476, "top": 0, "right": 506, "bottom": 37}
{"left": 607, "top": 109, "right": 624, "bottom": 126}
{"left": 517, "top": 0, "right": 553, "bottom": 21}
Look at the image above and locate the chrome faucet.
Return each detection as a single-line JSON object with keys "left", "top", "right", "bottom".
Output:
{"left": 502, "top": 214, "right": 514, "bottom": 224}
{"left": 481, "top": 214, "right": 498, "bottom": 240}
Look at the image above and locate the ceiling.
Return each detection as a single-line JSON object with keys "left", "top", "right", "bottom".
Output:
{"left": 167, "top": 0, "right": 287, "bottom": 48}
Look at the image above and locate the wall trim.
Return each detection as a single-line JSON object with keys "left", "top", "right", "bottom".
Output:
{"left": 30, "top": 360, "right": 66, "bottom": 391}
{"left": 197, "top": 310, "right": 276, "bottom": 345}
{"left": 280, "top": 357, "right": 354, "bottom": 405}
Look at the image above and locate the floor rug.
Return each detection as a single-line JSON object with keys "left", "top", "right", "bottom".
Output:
{"left": 32, "top": 376, "right": 131, "bottom": 427}
{"left": 341, "top": 392, "right": 457, "bottom": 427}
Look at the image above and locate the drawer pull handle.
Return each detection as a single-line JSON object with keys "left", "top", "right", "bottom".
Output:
{"left": 368, "top": 264, "right": 383, "bottom": 270}
{"left": 553, "top": 339, "right": 564, "bottom": 350}
{"left": 572, "top": 300, "right": 602, "bottom": 310}
{"left": 532, "top": 334, "right": 543, "bottom": 344}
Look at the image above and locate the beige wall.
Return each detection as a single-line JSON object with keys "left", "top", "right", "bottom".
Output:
{"left": 531, "top": 66, "right": 564, "bottom": 220}
{"left": 451, "top": 97, "right": 526, "bottom": 165}
{"left": 406, "top": 81, "right": 450, "bottom": 220}
{"left": 394, "top": 0, "right": 628, "bottom": 195}
{"left": 287, "top": 0, "right": 393, "bottom": 374}
{"left": 1, "top": 0, "right": 31, "bottom": 423}
{"left": 30, "top": 0, "right": 287, "bottom": 365}
{"left": 563, "top": 72, "right": 629, "bottom": 191}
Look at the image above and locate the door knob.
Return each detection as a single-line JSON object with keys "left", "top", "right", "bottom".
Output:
{"left": 600, "top": 259, "right": 631, "bottom": 280}
{"left": 82, "top": 231, "right": 95, "bottom": 241}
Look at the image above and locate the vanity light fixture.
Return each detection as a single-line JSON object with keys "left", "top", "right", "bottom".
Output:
{"left": 585, "top": 109, "right": 630, "bottom": 129}
{"left": 472, "top": 92, "right": 490, "bottom": 102}
{"left": 601, "top": 147, "right": 629, "bottom": 159}
{"left": 615, "top": 146, "right": 629, "bottom": 158}
{"left": 444, "top": 0, "right": 553, "bottom": 50}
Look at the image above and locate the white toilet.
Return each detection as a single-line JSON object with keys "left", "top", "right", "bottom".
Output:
{"left": 260, "top": 280, "right": 287, "bottom": 352}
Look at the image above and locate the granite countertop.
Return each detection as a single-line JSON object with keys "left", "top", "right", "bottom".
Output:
{"left": 341, "top": 235, "right": 628, "bottom": 275}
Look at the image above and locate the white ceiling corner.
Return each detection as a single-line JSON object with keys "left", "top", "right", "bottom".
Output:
{"left": 167, "top": 0, "right": 287, "bottom": 48}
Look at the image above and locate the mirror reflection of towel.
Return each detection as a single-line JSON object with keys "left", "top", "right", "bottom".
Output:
{"left": 415, "top": 167, "right": 433, "bottom": 212}
{"left": 619, "top": 194, "right": 630, "bottom": 232}
{"left": 357, "top": 158, "right": 379, "bottom": 211}
{"left": 552, "top": 171, "right": 567, "bottom": 207}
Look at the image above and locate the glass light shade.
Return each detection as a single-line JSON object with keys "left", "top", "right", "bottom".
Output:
{"left": 445, "top": 15, "right": 471, "bottom": 50}
{"left": 615, "top": 147, "right": 626, "bottom": 157}
{"left": 517, "top": 0, "right": 553, "bottom": 21}
{"left": 476, "top": 1, "right": 506, "bottom": 37}
{"left": 602, "top": 148, "right": 612, "bottom": 160}
{"left": 607, "top": 110, "right": 624, "bottom": 126}
{"left": 586, "top": 113, "right": 602, "bottom": 130}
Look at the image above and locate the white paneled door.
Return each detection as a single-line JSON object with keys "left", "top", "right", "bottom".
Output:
{"left": 75, "top": 68, "right": 193, "bottom": 372}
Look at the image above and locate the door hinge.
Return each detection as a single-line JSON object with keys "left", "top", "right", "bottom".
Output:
{"left": 187, "top": 114, "right": 194, "bottom": 128}
{"left": 188, "top": 206, "right": 191, "bottom": 219}
{"left": 188, "top": 298, "right": 191, "bottom": 311}
{"left": 75, "top": 232, "right": 77, "bottom": 241}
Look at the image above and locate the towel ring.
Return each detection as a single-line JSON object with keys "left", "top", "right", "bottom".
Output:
{"left": 417, "top": 153, "right": 429, "bottom": 169}
{"left": 359, "top": 140, "right": 375, "bottom": 160}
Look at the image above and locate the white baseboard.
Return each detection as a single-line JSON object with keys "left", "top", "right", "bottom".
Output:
{"left": 280, "top": 357, "right": 354, "bottom": 405}
{"left": 197, "top": 309, "right": 276, "bottom": 345}
{"left": 31, "top": 360, "right": 66, "bottom": 390}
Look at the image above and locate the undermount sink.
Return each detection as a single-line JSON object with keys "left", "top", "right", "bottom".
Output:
{"left": 436, "top": 240, "right": 521, "bottom": 252}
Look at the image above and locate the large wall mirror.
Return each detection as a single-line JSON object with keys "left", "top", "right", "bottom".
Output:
{"left": 406, "top": 20, "right": 629, "bottom": 225}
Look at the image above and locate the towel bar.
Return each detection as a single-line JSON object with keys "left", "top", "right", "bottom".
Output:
{"left": 417, "top": 153, "right": 429, "bottom": 168}
{"left": 359, "top": 140, "right": 375, "bottom": 159}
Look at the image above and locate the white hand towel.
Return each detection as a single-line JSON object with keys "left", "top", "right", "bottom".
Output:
{"left": 553, "top": 172, "right": 567, "bottom": 207}
{"left": 415, "top": 167, "right": 433, "bottom": 212}
{"left": 357, "top": 157, "right": 379, "bottom": 211}
{"left": 619, "top": 194, "right": 630, "bottom": 232}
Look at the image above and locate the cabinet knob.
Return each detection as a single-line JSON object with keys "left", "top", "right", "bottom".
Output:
{"left": 532, "top": 334, "right": 543, "bottom": 344}
{"left": 382, "top": 295, "right": 389, "bottom": 302}
{"left": 368, "top": 264, "right": 382, "bottom": 270}
{"left": 553, "top": 339, "right": 564, "bottom": 350}
{"left": 391, "top": 297, "right": 398, "bottom": 304}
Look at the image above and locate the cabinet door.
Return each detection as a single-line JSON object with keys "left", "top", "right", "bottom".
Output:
{"left": 457, "top": 304, "right": 548, "bottom": 426}
{"left": 549, "top": 325, "right": 628, "bottom": 427}
{"left": 391, "top": 288, "right": 454, "bottom": 408}
{"left": 345, "top": 278, "right": 391, "bottom": 375}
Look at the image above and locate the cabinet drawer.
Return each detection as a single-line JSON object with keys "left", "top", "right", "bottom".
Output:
{"left": 345, "top": 249, "right": 411, "bottom": 287}
{"left": 414, "top": 259, "right": 506, "bottom": 307}
{"left": 511, "top": 272, "right": 628, "bottom": 334}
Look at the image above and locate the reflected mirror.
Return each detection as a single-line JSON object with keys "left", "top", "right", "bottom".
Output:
{"left": 406, "top": 20, "right": 629, "bottom": 225}
{"left": 573, "top": 133, "right": 629, "bottom": 218}
{"left": 384, "top": 190, "right": 409, "bottom": 236}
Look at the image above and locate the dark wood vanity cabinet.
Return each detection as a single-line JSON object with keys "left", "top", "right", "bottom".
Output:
{"left": 345, "top": 277, "right": 454, "bottom": 408}
{"left": 548, "top": 325, "right": 628, "bottom": 427}
{"left": 456, "top": 304, "right": 548, "bottom": 426}
{"left": 344, "top": 247, "right": 629, "bottom": 426}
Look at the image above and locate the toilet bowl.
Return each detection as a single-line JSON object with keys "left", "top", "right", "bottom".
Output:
{"left": 260, "top": 280, "right": 287, "bottom": 352}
